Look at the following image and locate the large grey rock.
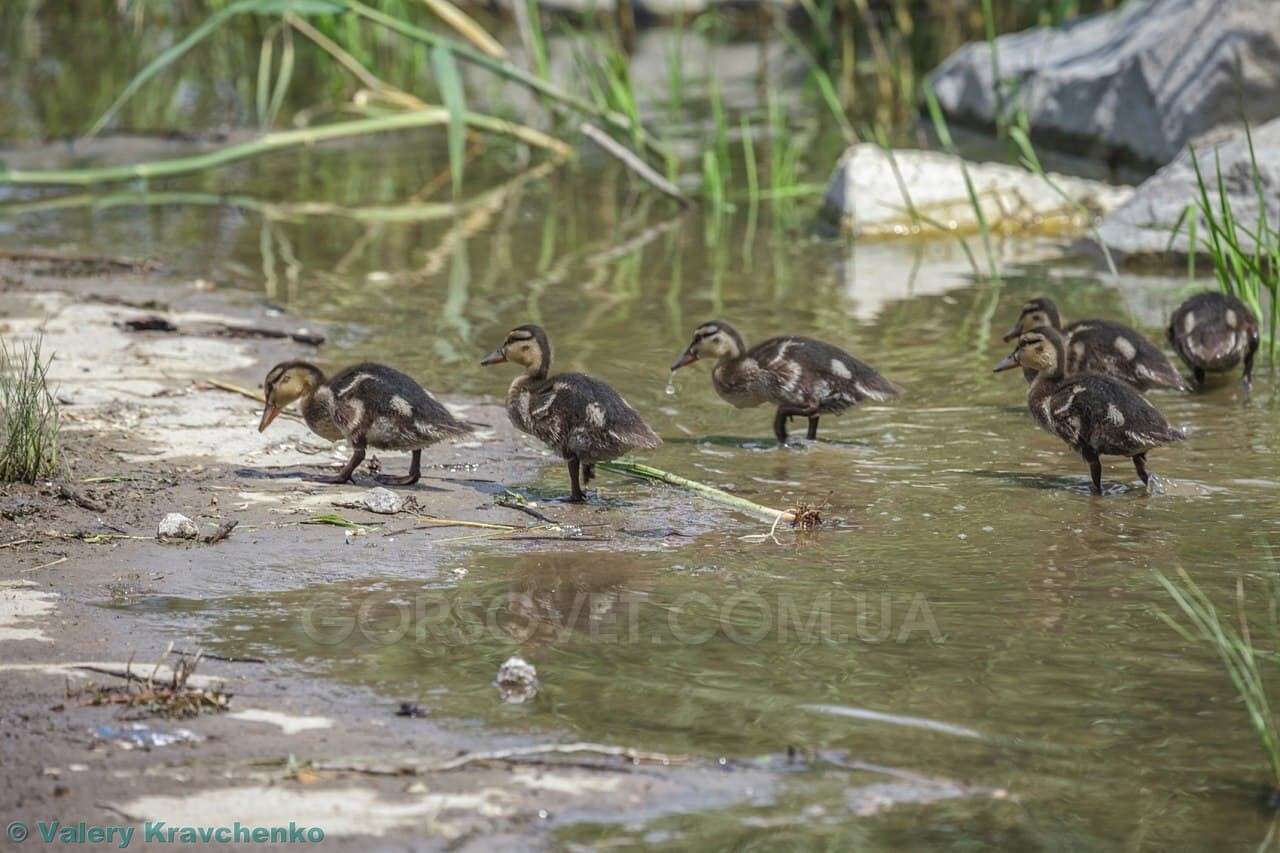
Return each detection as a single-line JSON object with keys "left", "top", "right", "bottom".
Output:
{"left": 928, "top": 0, "right": 1280, "bottom": 167}
{"left": 822, "top": 144, "right": 1132, "bottom": 238}
{"left": 1096, "top": 118, "right": 1280, "bottom": 262}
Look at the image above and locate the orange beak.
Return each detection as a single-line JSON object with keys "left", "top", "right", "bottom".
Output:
{"left": 258, "top": 403, "right": 282, "bottom": 432}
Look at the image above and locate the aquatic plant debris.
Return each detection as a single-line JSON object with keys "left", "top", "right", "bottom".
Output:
{"left": 599, "top": 461, "right": 801, "bottom": 525}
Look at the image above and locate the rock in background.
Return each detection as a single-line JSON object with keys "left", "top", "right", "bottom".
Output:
{"left": 822, "top": 144, "right": 1131, "bottom": 238}
{"left": 927, "top": 0, "right": 1280, "bottom": 168}
{"left": 1095, "top": 118, "right": 1280, "bottom": 262}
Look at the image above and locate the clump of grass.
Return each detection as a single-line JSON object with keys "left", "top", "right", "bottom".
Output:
{"left": 1155, "top": 568, "right": 1280, "bottom": 800}
{"left": 1182, "top": 124, "right": 1280, "bottom": 359}
{"left": 0, "top": 336, "right": 60, "bottom": 484}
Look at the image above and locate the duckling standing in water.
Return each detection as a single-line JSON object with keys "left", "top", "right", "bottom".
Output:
{"left": 1167, "top": 291, "right": 1260, "bottom": 390}
{"left": 670, "top": 321, "right": 901, "bottom": 445}
{"left": 258, "top": 361, "right": 472, "bottom": 485}
{"left": 1003, "top": 297, "right": 1189, "bottom": 392}
{"left": 480, "top": 325, "right": 660, "bottom": 503}
{"left": 994, "top": 327, "right": 1184, "bottom": 495}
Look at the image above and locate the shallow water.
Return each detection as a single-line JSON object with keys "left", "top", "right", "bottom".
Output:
{"left": 5, "top": 9, "right": 1280, "bottom": 849}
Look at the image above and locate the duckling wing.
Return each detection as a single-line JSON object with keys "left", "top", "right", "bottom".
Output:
{"left": 1065, "top": 321, "right": 1189, "bottom": 391}
{"left": 1047, "top": 374, "right": 1183, "bottom": 455}
{"left": 523, "top": 373, "right": 660, "bottom": 461}
{"left": 328, "top": 363, "right": 471, "bottom": 449}
{"left": 748, "top": 336, "right": 901, "bottom": 412}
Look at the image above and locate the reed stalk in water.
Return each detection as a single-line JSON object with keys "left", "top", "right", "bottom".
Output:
{"left": 598, "top": 460, "right": 797, "bottom": 525}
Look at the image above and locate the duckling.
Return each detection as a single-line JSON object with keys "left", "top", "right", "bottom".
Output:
{"left": 1003, "top": 297, "right": 1189, "bottom": 392}
{"left": 258, "top": 360, "right": 472, "bottom": 485}
{"left": 994, "top": 327, "right": 1184, "bottom": 495}
{"left": 1167, "top": 291, "right": 1260, "bottom": 389}
{"left": 670, "top": 321, "right": 901, "bottom": 444}
{"left": 480, "top": 325, "right": 660, "bottom": 503}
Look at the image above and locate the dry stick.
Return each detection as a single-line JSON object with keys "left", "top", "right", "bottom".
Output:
{"left": 286, "top": 14, "right": 428, "bottom": 112}
{"left": 21, "top": 555, "right": 67, "bottom": 574}
{"left": 410, "top": 0, "right": 508, "bottom": 59}
{"left": 598, "top": 461, "right": 796, "bottom": 525}
{"left": 0, "top": 248, "right": 160, "bottom": 271}
{"left": 170, "top": 648, "right": 266, "bottom": 665}
{"left": 494, "top": 498, "right": 559, "bottom": 525}
{"left": 202, "top": 379, "right": 305, "bottom": 423}
{"left": 0, "top": 539, "right": 35, "bottom": 549}
{"left": 580, "top": 123, "right": 692, "bottom": 208}
{"left": 430, "top": 742, "right": 689, "bottom": 771}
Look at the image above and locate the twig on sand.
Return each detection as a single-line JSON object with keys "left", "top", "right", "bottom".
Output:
{"left": 309, "top": 743, "right": 689, "bottom": 778}
{"left": 21, "top": 555, "right": 67, "bottom": 574}
{"left": 495, "top": 496, "right": 559, "bottom": 525}
{"left": 0, "top": 247, "right": 159, "bottom": 271}
{"left": 57, "top": 484, "right": 107, "bottom": 513}
{"left": 201, "top": 520, "right": 239, "bottom": 544}
{"left": 0, "top": 539, "right": 35, "bottom": 549}
{"left": 203, "top": 379, "right": 305, "bottom": 422}
{"left": 599, "top": 461, "right": 800, "bottom": 525}
{"left": 580, "top": 123, "right": 692, "bottom": 208}
{"left": 170, "top": 648, "right": 265, "bottom": 665}
{"left": 411, "top": 516, "right": 519, "bottom": 532}
{"left": 431, "top": 742, "right": 690, "bottom": 771}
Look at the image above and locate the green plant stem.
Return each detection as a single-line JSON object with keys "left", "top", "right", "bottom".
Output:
{"left": 598, "top": 461, "right": 795, "bottom": 524}
{"left": 0, "top": 109, "right": 569, "bottom": 187}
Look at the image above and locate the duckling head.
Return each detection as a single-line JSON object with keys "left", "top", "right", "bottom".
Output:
{"left": 1002, "top": 297, "right": 1062, "bottom": 341}
{"left": 671, "top": 321, "right": 745, "bottom": 370}
{"left": 994, "top": 327, "right": 1064, "bottom": 376}
{"left": 482, "top": 324, "right": 551, "bottom": 377}
{"left": 259, "top": 360, "right": 325, "bottom": 431}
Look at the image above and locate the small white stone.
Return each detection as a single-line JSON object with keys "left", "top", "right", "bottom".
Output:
{"left": 359, "top": 487, "right": 403, "bottom": 515}
{"left": 157, "top": 513, "right": 198, "bottom": 541}
{"left": 495, "top": 656, "right": 539, "bottom": 704}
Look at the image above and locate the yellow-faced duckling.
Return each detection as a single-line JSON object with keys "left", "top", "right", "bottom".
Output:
{"left": 1167, "top": 291, "right": 1260, "bottom": 389}
{"left": 1003, "top": 296, "right": 1189, "bottom": 392}
{"left": 994, "top": 327, "right": 1184, "bottom": 495}
{"left": 480, "top": 325, "right": 660, "bottom": 503}
{"left": 259, "top": 361, "right": 472, "bottom": 485}
{"left": 671, "top": 321, "right": 901, "bottom": 444}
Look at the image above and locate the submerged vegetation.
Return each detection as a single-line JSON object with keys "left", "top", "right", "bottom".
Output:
{"left": 0, "top": 336, "right": 60, "bottom": 485}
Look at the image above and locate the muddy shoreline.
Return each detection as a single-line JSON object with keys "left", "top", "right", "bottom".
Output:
{"left": 0, "top": 258, "right": 768, "bottom": 849}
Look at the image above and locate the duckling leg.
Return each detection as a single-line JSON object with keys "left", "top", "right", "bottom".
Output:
{"left": 806, "top": 417, "right": 820, "bottom": 440}
{"left": 582, "top": 463, "right": 596, "bottom": 485}
{"left": 1081, "top": 447, "right": 1103, "bottom": 495}
{"left": 1243, "top": 339, "right": 1259, "bottom": 391}
{"left": 313, "top": 443, "right": 366, "bottom": 485}
{"left": 1132, "top": 452, "right": 1150, "bottom": 486}
{"left": 773, "top": 409, "right": 790, "bottom": 444}
{"left": 376, "top": 450, "right": 421, "bottom": 486}
{"left": 1193, "top": 367, "right": 1206, "bottom": 388}
{"left": 566, "top": 456, "right": 586, "bottom": 503}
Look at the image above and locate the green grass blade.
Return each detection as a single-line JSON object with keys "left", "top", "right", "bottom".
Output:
{"left": 432, "top": 45, "right": 467, "bottom": 197}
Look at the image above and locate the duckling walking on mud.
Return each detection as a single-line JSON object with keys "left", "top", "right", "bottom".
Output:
{"left": 671, "top": 321, "right": 901, "bottom": 445}
{"left": 1003, "top": 297, "right": 1189, "bottom": 392}
{"left": 258, "top": 361, "right": 472, "bottom": 485}
{"left": 994, "top": 327, "right": 1184, "bottom": 495}
{"left": 1167, "top": 291, "right": 1260, "bottom": 390}
{"left": 481, "top": 325, "right": 661, "bottom": 503}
